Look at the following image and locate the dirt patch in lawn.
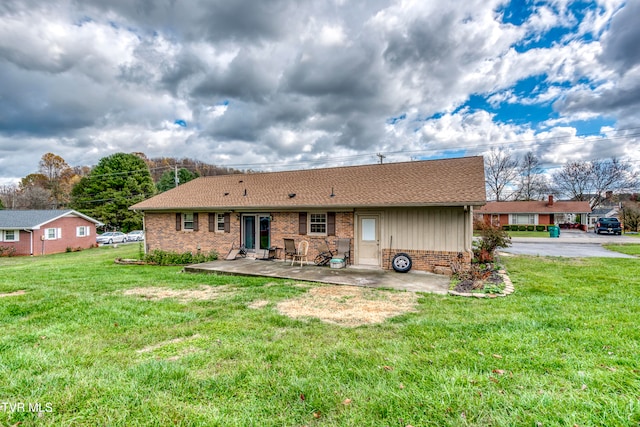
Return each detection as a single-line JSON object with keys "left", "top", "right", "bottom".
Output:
{"left": 276, "top": 285, "right": 418, "bottom": 327}
{"left": 248, "top": 299, "right": 270, "bottom": 309}
{"left": 0, "top": 290, "right": 26, "bottom": 298}
{"left": 123, "top": 285, "right": 233, "bottom": 302}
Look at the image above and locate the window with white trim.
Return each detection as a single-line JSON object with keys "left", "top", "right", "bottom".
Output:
{"left": 76, "top": 226, "right": 91, "bottom": 237}
{"left": 183, "top": 213, "right": 194, "bottom": 230}
{"left": 309, "top": 213, "right": 327, "bottom": 235}
{"left": 45, "top": 228, "right": 61, "bottom": 240}
{"left": 216, "top": 213, "right": 225, "bottom": 232}
{"left": 510, "top": 214, "right": 536, "bottom": 225}
{"left": 2, "top": 230, "right": 19, "bottom": 242}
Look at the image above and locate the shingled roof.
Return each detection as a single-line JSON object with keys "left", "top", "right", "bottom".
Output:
{"left": 131, "top": 156, "right": 486, "bottom": 211}
{"left": 0, "top": 209, "right": 103, "bottom": 229}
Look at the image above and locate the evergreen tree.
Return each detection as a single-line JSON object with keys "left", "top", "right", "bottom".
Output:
{"left": 156, "top": 168, "right": 199, "bottom": 193}
{"left": 71, "top": 153, "right": 155, "bottom": 231}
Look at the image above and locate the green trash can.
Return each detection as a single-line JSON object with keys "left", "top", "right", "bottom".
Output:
{"left": 549, "top": 226, "right": 560, "bottom": 238}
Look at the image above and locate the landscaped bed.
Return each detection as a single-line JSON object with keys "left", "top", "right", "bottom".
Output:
{"left": 1, "top": 245, "right": 639, "bottom": 426}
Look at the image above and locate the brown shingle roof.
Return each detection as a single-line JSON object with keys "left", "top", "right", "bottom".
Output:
{"left": 477, "top": 200, "right": 592, "bottom": 214}
{"left": 131, "top": 156, "right": 486, "bottom": 211}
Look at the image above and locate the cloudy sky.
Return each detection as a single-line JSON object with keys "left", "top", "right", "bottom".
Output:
{"left": 1, "top": 0, "right": 639, "bottom": 184}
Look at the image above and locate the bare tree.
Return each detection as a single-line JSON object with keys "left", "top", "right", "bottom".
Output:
{"left": 513, "top": 151, "right": 549, "bottom": 200}
{"left": 38, "top": 152, "right": 76, "bottom": 208}
{"left": 484, "top": 147, "right": 519, "bottom": 201}
{"left": 552, "top": 158, "right": 638, "bottom": 209}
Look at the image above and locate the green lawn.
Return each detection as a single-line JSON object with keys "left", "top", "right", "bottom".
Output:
{"left": 605, "top": 243, "right": 640, "bottom": 256}
{"left": 1, "top": 245, "right": 639, "bottom": 426}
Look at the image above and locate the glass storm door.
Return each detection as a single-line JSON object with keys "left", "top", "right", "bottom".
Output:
{"left": 242, "top": 214, "right": 270, "bottom": 251}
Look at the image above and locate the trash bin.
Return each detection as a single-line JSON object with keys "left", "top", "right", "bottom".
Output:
{"left": 549, "top": 226, "right": 560, "bottom": 238}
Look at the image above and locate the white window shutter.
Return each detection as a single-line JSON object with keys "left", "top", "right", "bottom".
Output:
{"left": 57, "top": 228, "right": 62, "bottom": 239}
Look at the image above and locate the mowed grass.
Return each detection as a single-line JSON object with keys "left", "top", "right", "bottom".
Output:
{"left": 1, "top": 245, "right": 639, "bottom": 426}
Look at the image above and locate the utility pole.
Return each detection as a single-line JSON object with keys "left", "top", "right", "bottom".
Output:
{"left": 174, "top": 165, "right": 179, "bottom": 188}
{"left": 376, "top": 153, "right": 386, "bottom": 164}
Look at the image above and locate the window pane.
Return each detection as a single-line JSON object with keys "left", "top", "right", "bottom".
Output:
{"left": 184, "top": 213, "right": 194, "bottom": 229}
{"left": 362, "top": 218, "right": 376, "bottom": 241}
{"left": 309, "top": 213, "right": 326, "bottom": 234}
{"left": 217, "top": 213, "right": 225, "bottom": 231}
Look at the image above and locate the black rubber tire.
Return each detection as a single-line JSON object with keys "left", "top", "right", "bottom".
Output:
{"left": 392, "top": 253, "right": 412, "bottom": 273}
{"left": 108, "top": 239, "right": 113, "bottom": 244}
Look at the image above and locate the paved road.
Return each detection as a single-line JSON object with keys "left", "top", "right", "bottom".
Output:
{"left": 498, "top": 230, "right": 638, "bottom": 258}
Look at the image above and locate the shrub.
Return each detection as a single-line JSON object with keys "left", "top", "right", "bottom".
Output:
{"left": 510, "top": 225, "right": 519, "bottom": 231}
{"left": 536, "top": 225, "right": 546, "bottom": 232}
{"left": 502, "top": 225, "right": 510, "bottom": 231}
{"left": 518, "top": 225, "right": 527, "bottom": 231}
{"left": 526, "top": 225, "right": 535, "bottom": 231}
{"left": 473, "top": 223, "right": 511, "bottom": 262}
{"left": 144, "top": 249, "right": 218, "bottom": 265}
{"left": 0, "top": 246, "right": 16, "bottom": 257}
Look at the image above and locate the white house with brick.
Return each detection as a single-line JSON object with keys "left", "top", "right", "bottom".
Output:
{"left": 130, "top": 156, "right": 486, "bottom": 273}
{"left": 0, "top": 210, "right": 103, "bottom": 256}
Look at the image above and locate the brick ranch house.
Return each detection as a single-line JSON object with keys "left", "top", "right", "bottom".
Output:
{"left": 0, "top": 209, "right": 103, "bottom": 256}
{"left": 130, "top": 156, "right": 486, "bottom": 273}
{"left": 477, "top": 196, "right": 592, "bottom": 229}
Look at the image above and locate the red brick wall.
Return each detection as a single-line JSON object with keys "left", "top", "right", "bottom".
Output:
{"left": 144, "top": 210, "right": 468, "bottom": 273}
{"left": 382, "top": 249, "right": 472, "bottom": 273}
{"left": 1, "top": 217, "right": 97, "bottom": 256}
{"left": 144, "top": 211, "right": 354, "bottom": 261}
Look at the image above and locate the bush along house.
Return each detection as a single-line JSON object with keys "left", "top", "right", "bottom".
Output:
{"left": 130, "top": 156, "right": 486, "bottom": 274}
{"left": 0, "top": 209, "right": 103, "bottom": 256}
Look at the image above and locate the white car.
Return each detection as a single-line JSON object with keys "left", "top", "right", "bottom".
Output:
{"left": 96, "top": 232, "right": 128, "bottom": 244}
{"left": 126, "top": 230, "right": 145, "bottom": 241}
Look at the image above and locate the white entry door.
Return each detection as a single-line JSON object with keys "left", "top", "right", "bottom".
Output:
{"left": 357, "top": 214, "right": 380, "bottom": 266}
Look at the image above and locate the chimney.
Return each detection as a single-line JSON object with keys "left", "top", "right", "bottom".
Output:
{"left": 547, "top": 195, "right": 554, "bottom": 206}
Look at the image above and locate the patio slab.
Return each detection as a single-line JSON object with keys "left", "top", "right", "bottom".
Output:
{"left": 184, "top": 258, "right": 451, "bottom": 294}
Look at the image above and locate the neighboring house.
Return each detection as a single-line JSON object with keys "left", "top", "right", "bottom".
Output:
{"left": 131, "top": 156, "right": 486, "bottom": 273}
{"left": 477, "top": 196, "right": 592, "bottom": 228}
{"left": 0, "top": 210, "right": 103, "bottom": 256}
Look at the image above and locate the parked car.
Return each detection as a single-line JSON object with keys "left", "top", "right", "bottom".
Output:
{"left": 96, "top": 231, "right": 128, "bottom": 244}
{"left": 126, "top": 230, "right": 145, "bottom": 241}
{"left": 594, "top": 217, "right": 622, "bottom": 235}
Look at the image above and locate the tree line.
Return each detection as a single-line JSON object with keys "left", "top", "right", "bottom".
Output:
{"left": 0, "top": 152, "right": 242, "bottom": 231}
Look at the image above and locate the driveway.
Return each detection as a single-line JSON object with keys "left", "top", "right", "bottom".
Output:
{"left": 498, "top": 230, "right": 637, "bottom": 258}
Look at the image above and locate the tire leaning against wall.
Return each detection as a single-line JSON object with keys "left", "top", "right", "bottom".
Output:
{"left": 391, "top": 253, "right": 412, "bottom": 273}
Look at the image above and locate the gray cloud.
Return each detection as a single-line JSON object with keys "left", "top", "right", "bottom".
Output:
{"left": 0, "top": 0, "right": 639, "bottom": 183}
{"left": 600, "top": 0, "right": 640, "bottom": 72}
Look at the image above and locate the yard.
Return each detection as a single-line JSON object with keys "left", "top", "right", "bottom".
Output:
{"left": 1, "top": 245, "right": 639, "bottom": 426}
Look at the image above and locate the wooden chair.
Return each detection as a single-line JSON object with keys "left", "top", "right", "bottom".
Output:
{"left": 336, "top": 238, "right": 351, "bottom": 265}
{"left": 283, "top": 238, "right": 296, "bottom": 263}
{"left": 291, "top": 240, "right": 309, "bottom": 266}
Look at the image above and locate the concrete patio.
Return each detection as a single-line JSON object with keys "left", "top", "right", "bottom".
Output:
{"left": 184, "top": 258, "right": 451, "bottom": 294}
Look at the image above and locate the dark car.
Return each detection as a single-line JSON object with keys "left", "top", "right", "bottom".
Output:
{"left": 594, "top": 217, "right": 622, "bottom": 235}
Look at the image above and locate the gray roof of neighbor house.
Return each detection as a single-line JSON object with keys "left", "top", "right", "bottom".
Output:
{"left": 0, "top": 209, "right": 103, "bottom": 230}
{"left": 477, "top": 200, "right": 592, "bottom": 214}
{"left": 131, "top": 156, "right": 486, "bottom": 211}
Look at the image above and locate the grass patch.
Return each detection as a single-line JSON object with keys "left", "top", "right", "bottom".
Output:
{"left": 604, "top": 243, "right": 640, "bottom": 256}
{"left": 0, "top": 245, "right": 639, "bottom": 426}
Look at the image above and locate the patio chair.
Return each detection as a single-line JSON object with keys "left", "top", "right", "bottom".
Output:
{"left": 283, "top": 238, "right": 297, "bottom": 263}
{"left": 336, "top": 238, "right": 351, "bottom": 265}
{"left": 291, "top": 240, "right": 309, "bottom": 266}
